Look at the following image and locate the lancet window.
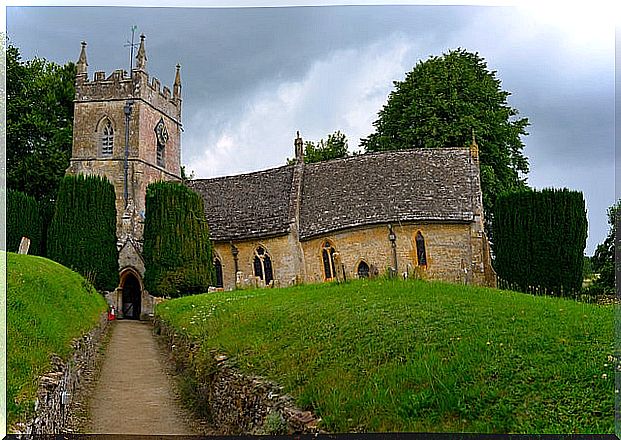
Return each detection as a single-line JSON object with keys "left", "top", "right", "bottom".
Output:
{"left": 253, "top": 246, "right": 274, "bottom": 285}
{"left": 416, "top": 231, "right": 427, "bottom": 266}
{"left": 322, "top": 241, "right": 337, "bottom": 280}
{"left": 154, "top": 118, "right": 169, "bottom": 168}
{"left": 101, "top": 119, "right": 114, "bottom": 157}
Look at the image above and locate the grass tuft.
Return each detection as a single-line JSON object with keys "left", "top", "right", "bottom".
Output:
{"left": 7, "top": 252, "right": 108, "bottom": 427}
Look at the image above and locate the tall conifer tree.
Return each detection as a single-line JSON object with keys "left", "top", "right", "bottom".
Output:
{"left": 143, "top": 181, "right": 214, "bottom": 297}
{"left": 7, "top": 189, "right": 42, "bottom": 255}
{"left": 492, "top": 188, "right": 587, "bottom": 296}
{"left": 47, "top": 174, "right": 119, "bottom": 290}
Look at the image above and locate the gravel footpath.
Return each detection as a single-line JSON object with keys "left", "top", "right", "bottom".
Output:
{"left": 72, "top": 320, "right": 212, "bottom": 435}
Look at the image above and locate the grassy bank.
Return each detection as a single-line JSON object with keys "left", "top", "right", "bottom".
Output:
{"left": 156, "top": 278, "right": 614, "bottom": 434}
{"left": 7, "top": 252, "right": 108, "bottom": 426}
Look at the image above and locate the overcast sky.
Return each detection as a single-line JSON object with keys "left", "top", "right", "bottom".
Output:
{"left": 4, "top": 2, "right": 617, "bottom": 255}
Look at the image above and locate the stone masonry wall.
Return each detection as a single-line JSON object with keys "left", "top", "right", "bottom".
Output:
{"left": 135, "top": 100, "right": 181, "bottom": 177}
{"left": 301, "top": 222, "right": 479, "bottom": 285}
{"left": 154, "top": 317, "right": 321, "bottom": 435}
{"left": 213, "top": 220, "right": 495, "bottom": 290}
{"left": 213, "top": 234, "right": 300, "bottom": 290}
{"left": 11, "top": 313, "right": 108, "bottom": 436}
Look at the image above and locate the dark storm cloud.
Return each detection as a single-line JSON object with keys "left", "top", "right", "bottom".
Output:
{"left": 5, "top": 4, "right": 615, "bottom": 253}
{"left": 7, "top": 5, "right": 472, "bottom": 118}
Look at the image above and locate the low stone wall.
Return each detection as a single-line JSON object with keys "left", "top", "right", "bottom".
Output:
{"left": 11, "top": 313, "right": 109, "bottom": 436}
{"left": 154, "top": 317, "right": 322, "bottom": 435}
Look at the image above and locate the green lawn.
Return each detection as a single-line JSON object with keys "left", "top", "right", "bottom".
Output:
{"left": 156, "top": 278, "right": 615, "bottom": 434}
{"left": 7, "top": 252, "right": 108, "bottom": 427}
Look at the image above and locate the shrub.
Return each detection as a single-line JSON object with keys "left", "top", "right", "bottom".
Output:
{"left": 47, "top": 174, "right": 119, "bottom": 291}
{"left": 143, "top": 181, "right": 214, "bottom": 297}
{"left": 492, "top": 188, "right": 587, "bottom": 296}
{"left": 7, "top": 189, "right": 42, "bottom": 255}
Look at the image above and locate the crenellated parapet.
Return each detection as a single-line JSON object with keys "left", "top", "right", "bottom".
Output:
{"left": 75, "top": 69, "right": 181, "bottom": 122}
{"left": 75, "top": 38, "right": 182, "bottom": 122}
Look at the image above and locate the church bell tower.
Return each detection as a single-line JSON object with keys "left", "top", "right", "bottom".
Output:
{"left": 67, "top": 35, "right": 182, "bottom": 316}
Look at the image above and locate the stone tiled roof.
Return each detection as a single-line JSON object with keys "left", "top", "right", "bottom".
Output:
{"left": 189, "top": 148, "right": 479, "bottom": 242}
{"left": 298, "top": 148, "right": 476, "bottom": 240}
{"left": 188, "top": 165, "right": 294, "bottom": 241}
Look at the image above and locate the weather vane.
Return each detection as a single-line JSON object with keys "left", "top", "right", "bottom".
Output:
{"left": 124, "top": 25, "right": 139, "bottom": 77}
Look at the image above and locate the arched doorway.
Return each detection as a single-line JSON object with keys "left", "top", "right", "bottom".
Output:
{"left": 357, "top": 261, "right": 370, "bottom": 278}
{"left": 121, "top": 271, "right": 142, "bottom": 320}
{"left": 214, "top": 257, "right": 224, "bottom": 288}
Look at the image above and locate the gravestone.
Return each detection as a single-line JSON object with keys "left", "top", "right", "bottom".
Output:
{"left": 18, "top": 237, "right": 31, "bottom": 255}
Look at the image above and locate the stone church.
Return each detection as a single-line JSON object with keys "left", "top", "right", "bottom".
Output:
{"left": 67, "top": 36, "right": 496, "bottom": 319}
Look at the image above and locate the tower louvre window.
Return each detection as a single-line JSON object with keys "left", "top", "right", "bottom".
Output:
{"left": 157, "top": 144, "right": 164, "bottom": 166}
{"left": 101, "top": 119, "right": 114, "bottom": 156}
{"left": 154, "top": 117, "right": 169, "bottom": 168}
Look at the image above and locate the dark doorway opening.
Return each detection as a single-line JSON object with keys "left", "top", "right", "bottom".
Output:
{"left": 214, "top": 258, "right": 224, "bottom": 288}
{"left": 122, "top": 273, "right": 142, "bottom": 320}
{"left": 357, "top": 261, "right": 370, "bottom": 278}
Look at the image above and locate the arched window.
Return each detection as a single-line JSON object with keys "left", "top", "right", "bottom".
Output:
{"left": 322, "top": 241, "right": 337, "bottom": 280}
{"left": 357, "top": 261, "right": 370, "bottom": 279}
{"left": 253, "top": 246, "right": 274, "bottom": 285}
{"left": 154, "top": 118, "right": 169, "bottom": 168}
{"left": 214, "top": 257, "right": 223, "bottom": 288}
{"left": 101, "top": 119, "right": 114, "bottom": 157}
{"left": 416, "top": 231, "right": 427, "bottom": 266}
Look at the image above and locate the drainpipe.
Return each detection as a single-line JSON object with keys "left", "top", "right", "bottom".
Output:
{"left": 388, "top": 224, "right": 398, "bottom": 278}
{"left": 123, "top": 100, "right": 134, "bottom": 208}
{"left": 231, "top": 243, "right": 239, "bottom": 287}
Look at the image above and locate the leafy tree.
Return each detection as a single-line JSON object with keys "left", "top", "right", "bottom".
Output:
{"left": 361, "top": 48, "right": 529, "bottom": 218}
{"left": 590, "top": 200, "right": 619, "bottom": 295}
{"left": 180, "top": 165, "right": 195, "bottom": 183}
{"left": 288, "top": 130, "right": 349, "bottom": 164}
{"left": 7, "top": 42, "right": 76, "bottom": 202}
{"left": 143, "top": 181, "right": 214, "bottom": 297}
{"left": 47, "top": 174, "right": 119, "bottom": 291}
{"left": 583, "top": 255, "right": 594, "bottom": 279}
{"left": 305, "top": 130, "right": 349, "bottom": 164}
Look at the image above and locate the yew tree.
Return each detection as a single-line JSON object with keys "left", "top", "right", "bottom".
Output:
{"left": 143, "top": 181, "right": 214, "bottom": 297}
{"left": 361, "top": 48, "right": 530, "bottom": 217}
{"left": 47, "top": 174, "right": 119, "bottom": 291}
{"left": 492, "top": 188, "right": 587, "bottom": 297}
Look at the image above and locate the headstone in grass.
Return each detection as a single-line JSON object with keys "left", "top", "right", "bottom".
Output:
{"left": 18, "top": 237, "right": 31, "bottom": 255}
